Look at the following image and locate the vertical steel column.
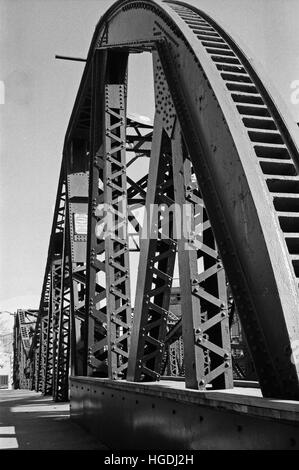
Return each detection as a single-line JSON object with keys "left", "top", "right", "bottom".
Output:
{"left": 44, "top": 275, "right": 54, "bottom": 395}
{"left": 172, "top": 122, "right": 233, "bottom": 389}
{"left": 86, "top": 52, "right": 132, "bottom": 379}
{"left": 12, "top": 316, "right": 19, "bottom": 389}
{"left": 51, "top": 258, "right": 63, "bottom": 397}
{"left": 127, "top": 116, "right": 176, "bottom": 381}
{"left": 33, "top": 335, "right": 40, "bottom": 391}
{"left": 169, "top": 341, "right": 179, "bottom": 376}
{"left": 28, "top": 358, "right": 35, "bottom": 390}
{"left": 85, "top": 53, "right": 108, "bottom": 378}
{"left": 162, "top": 317, "right": 183, "bottom": 376}
{"left": 67, "top": 167, "right": 89, "bottom": 377}
{"left": 24, "top": 309, "right": 39, "bottom": 390}
{"left": 14, "top": 310, "right": 31, "bottom": 389}
{"left": 19, "top": 345, "right": 25, "bottom": 388}
{"left": 36, "top": 327, "right": 43, "bottom": 392}
{"left": 53, "top": 216, "right": 71, "bottom": 401}
{"left": 161, "top": 309, "right": 183, "bottom": 377}
{"left": 40, "top": 315, "right": 48, "bottom": 393}
{"left": 166, "top": 336, "right": 184, "bottom": 377}
{"left": 104, "top": 84, "right": 132, "bottom": 379}
{"left": 85, "top": 144, "right": 108, "bottom": 377}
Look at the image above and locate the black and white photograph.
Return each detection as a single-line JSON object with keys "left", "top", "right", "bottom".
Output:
{"left": 0, "top": 0, "right": 299, "bottom": 455}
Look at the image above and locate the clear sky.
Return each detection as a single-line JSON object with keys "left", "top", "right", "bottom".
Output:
{"left": 1, "top": 0, "right": 299, "bottom": 314}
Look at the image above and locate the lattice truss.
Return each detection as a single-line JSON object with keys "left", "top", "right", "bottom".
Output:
{"left": 13, "top": 0, "right": 299, "bottom": 403}
{"left": 127, "top": 54, "right": 233, "bottom": 389}
{"left": 16, "top": 55, "right": 235, "bottom": 399}
{"left": 21, "top": 176, "right": 73, "bottom": 400}
{"left": 13, "top": 309, "right": 38, "bottom": 390}
{"left": 87, "top": 84, "right": 133, "bottom": 379}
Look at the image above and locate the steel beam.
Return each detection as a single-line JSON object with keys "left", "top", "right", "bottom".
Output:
{"left": 70, "top": 376, "right": 299, "bottom": 450}
{"left": 67, "top": 170, "right": 89, "bottom": 377}
{"left": 53, "top": 214, "right": 71, "bottom": 401}
{"left": 85, "top": 51, "right": 108, "bottom": 378}
{"left": 172, "top": 122, "right": 233, "bottom": 389}
{"left": 104, "top": 83, "right": 132, "bottom": 379}
{"left": 13, "top": 310, "right": 38, "bottom": 390}
{"left": 51, "top": 258, "right": 63, "bottom": 397}
{"left": 127, "top": 115, "right": 176, "bottom": 381}
{"left": 85, "top": 52, "right": 132, "bottom": 379}
{"left": 44, "top": 281, "right": 54, "bottom": 395}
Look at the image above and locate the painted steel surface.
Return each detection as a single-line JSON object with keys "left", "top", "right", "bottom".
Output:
{"left": 13, "top": 0, "right": 299, "bottom": 416}
{"left": 70, "top": 376, "right": 299, "bottom": 449}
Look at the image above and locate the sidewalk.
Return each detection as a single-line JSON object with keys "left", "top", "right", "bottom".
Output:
{"left": 0, "top": 389, "right": 108, "bottom": 450}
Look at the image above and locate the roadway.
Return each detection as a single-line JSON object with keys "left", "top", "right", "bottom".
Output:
{"left": 0, "top": 389, "right": 107, "bottom": 450}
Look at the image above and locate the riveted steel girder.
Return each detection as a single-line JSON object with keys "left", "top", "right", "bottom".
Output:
{"left": 76, "top": 0, "right": 299, "bottom": 399}
{"left": 172, "top": 121, "right": 233, "bottom": 389}
{"left": 12, "top": 310, "right": 38, "bottom": 390}
{"left": 127, "top": 115, "right": 177, "bottom": 381}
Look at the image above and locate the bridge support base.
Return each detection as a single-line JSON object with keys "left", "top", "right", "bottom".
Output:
{"left": 70, "top": 377, "right": 299, "bottom": 450}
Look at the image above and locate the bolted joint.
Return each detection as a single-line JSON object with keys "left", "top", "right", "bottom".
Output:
{"left": 194, "top": 327, "right": 205, "bottom": 345}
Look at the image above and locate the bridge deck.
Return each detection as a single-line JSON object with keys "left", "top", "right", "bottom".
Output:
{"left": 132, "top": 379, "right": 299, "bottom": 422}
{"left": 0, "top": 389, "right": 107, "bottom": 450}
{"left": 70, "top": 377, "right": 299, "bottom": 450}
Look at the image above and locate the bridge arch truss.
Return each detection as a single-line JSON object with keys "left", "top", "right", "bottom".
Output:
{"left": 14, "top": 0, "right": 299, "bottom": 403}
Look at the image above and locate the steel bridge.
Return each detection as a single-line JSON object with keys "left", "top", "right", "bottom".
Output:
{"left": 12, "top": 0, "right": 299, "bottom": 449}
